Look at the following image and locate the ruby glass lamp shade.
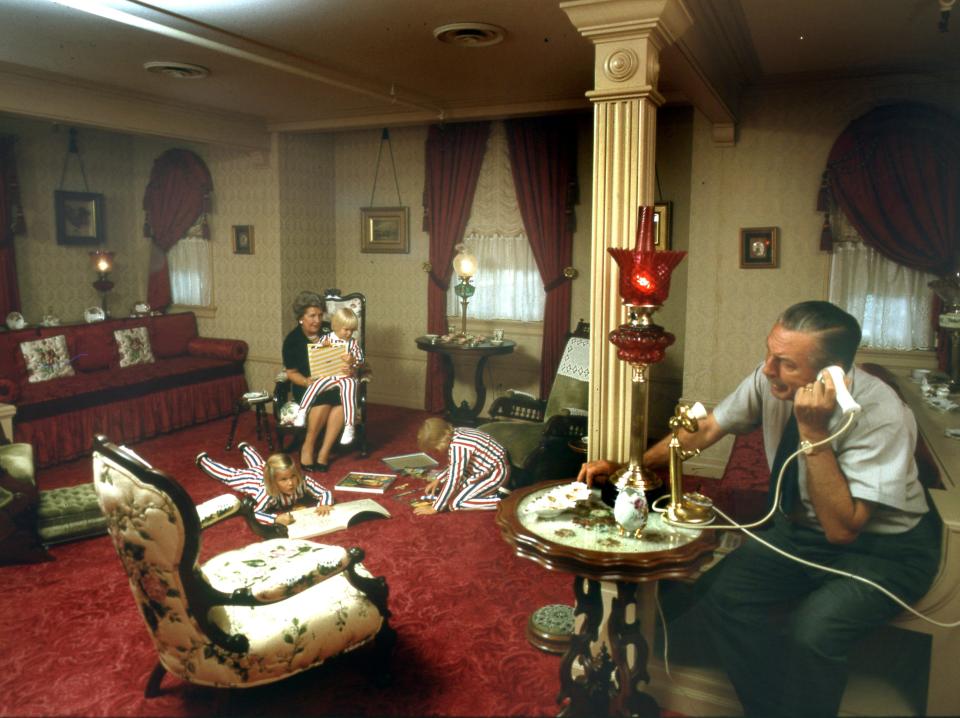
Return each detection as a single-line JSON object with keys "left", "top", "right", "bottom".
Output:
{"left": 608, "top": 206, "right": 686, "bottom": 306}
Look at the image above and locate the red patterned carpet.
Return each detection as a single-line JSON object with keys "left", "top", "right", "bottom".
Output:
{"left": 1, "top": 406, "right": 581, "bottom": 717}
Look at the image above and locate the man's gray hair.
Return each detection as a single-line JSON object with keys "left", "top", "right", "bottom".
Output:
{"left": 778, "top": 301, "right": 862, "bottom": 371}
{"left": 292, "top": 291, "right": 324, "bottom": 320}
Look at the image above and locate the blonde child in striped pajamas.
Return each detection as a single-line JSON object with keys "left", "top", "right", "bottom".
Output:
{"left": 293, "top": 307, "right": 364, "bottom": 446}
{"left": 195, "top": 443, "right": 333, "bottom": 526}
{"left": 413, "top": 418, "right": 510, "bottom": 516}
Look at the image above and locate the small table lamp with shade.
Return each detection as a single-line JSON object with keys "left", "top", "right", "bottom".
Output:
{"left": 89, "top": 250, "right": 115, "bottom": 316}
{"left": 452, "top": 243, "right": 477, "bottom": 338}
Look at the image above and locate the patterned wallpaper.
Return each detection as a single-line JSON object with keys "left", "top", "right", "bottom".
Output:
{"left": 680, "top": 75, "right": 960, "bottom": 475}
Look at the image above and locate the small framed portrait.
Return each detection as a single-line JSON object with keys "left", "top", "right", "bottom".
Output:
{"left": 653, "top": 202, "right": 672, "bottom": 250}
{"left": 232, "top": 225, "right": 254, "bottom": 255}
{"left": 360, "top": 206, "right": 409, "bottom": 254}
{"left": 55, "top": 190, "right": 105, "bottom": 246}
{"left": 739, "top": 227, "right": 779, "bottom": 269}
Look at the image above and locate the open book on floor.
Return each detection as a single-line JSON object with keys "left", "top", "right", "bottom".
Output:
{"left": 284, "top": 498, "right": 390, "bottom": 540}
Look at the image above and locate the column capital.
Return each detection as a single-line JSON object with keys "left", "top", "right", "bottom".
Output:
{"left": 562, "top": 0, "right": 692, "bottom": 93}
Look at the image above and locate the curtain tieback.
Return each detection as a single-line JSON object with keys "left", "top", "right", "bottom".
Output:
{"left": 422, "top": 262, "right": 449, "bottom": 291}
{"left": 545, "top": 267, "right": 578, "bottom": 292}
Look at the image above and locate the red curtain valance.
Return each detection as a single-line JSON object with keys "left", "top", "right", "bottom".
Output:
{"left": 142, "top": 149, "right": 213, "bottom": 309}
{"left": 817, "top": 103, "right": 960, "bottom": 275}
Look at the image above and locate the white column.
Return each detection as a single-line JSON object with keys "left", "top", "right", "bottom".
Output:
{"left": 561, "top": 0, "right": 692, "bottom": 461}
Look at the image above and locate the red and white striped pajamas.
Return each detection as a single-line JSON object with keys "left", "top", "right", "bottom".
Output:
{"left": 296, "top": 332, "right": 364, "bottom": 427}
{"left": 429, "top": 427, "right": 510, "bottom": 512}
{"left": 196, "top": 444, "right": 332, "bottom": 525}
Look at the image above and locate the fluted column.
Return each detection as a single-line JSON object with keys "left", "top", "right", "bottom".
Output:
{"left": 561, "top": 0, "right": 692, "bottom": 461}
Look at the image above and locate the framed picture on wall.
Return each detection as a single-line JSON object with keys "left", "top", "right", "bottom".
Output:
{"left": 739, "top": 227, "right": 779, "bottom": 268}
{"left": 653, "top": 202, "right": 672, "bottom": 250}
{"left": 232, "top": 225, "right": 254, "bottom": 255}
{"left": 360, "top": 206, "right": 409, "bottom": 253}
{"left": 55, "top": 190, "right": 104, "bottom": 246}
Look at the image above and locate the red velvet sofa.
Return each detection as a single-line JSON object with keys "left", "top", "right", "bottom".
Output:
{"left": 0, "top": 312, "right": 247, "bottom": 468}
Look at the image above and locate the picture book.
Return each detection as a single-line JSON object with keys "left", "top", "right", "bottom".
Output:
{"left": 308, "top": 343, "right": 349, "bottom": 379}
{"left": 381, "top": 452, "right": 439, "bottom": 472}
{"left": 285, "top": 499, "right": 391, "bottom": 540}
{"left": 334, "top": 472, "right": 397, "bottom": 494}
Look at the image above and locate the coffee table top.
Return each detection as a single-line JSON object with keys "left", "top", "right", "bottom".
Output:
{"left": 496, "top": 480, "right": 717, "bottom": 583}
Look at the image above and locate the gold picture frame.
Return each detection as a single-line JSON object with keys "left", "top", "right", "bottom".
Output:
{"left": 653, "top": 202, "right": 672, "bottom": 250}
{"left": 232, "top": 225, "right": 254, "bottom": 255}
{"left": 740, "top": 227, "right": 779, "bottom": 268}
{"left": 360, "top": 206, "right": 409, "bottom": 254}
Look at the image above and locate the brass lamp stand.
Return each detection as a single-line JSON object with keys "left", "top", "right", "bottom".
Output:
{"left": 606, "top": 207, "right": 687, "bottom": 512}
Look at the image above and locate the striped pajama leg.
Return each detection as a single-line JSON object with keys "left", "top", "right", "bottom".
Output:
{"left": 450, "top": 466, "right": 508, "bottom": 511}
{"left": 240, "top": 443, "right": 265, "bottom": 470}
{"left": 196, "top": 454, "right": 262, "bottom": 496}
{"left": 333, "top": 376, "right": 358, "bottom": 426}
{"left": 294, "top": 376, "right": 340, "bottom": 424}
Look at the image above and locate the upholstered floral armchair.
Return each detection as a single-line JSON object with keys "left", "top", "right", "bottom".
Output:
{"left": 91, "top": 435, "right": 394, "bottom": 697}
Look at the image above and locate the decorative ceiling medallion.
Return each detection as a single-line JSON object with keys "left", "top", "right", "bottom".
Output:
{"left": 433, "top": 22, "right": 506, "bottom": 47}
{"left": 143, "top": 61, "right": 210, "bottom": 79}
{"left": 603, "top": 48, "right": 639, "bottom": 82}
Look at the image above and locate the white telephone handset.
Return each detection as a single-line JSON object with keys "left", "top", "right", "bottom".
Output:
{"left": 819, "top": 365, "right": 862, "bottom": 416}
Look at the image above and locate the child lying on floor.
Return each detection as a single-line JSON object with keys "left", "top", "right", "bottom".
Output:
{"left": 196, "top": 443, "right": 333, "bottom": 525}
{"left": 413, "top": 418, "right": 510, "bottom": 516}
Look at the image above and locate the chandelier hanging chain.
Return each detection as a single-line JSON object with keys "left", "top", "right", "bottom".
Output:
{"left": 369, "top": 127, "right": 402, "bottom": 206}
{"left": 58, "top": 127, "right": 90, "bottom": 192}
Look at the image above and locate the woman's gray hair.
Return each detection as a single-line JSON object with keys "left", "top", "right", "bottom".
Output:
{"left": 292, "top": 291, "right": 325, "bottom": 320}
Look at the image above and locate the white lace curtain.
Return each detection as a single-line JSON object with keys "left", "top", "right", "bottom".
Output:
{"left": 168, "top": 218, "right": 211, "bottom": 307}
{"left": 828, "top": 207, "right": 935, "bottom": 350}
{"left": 447, "top": 122, "right": 545, "bottom": 323}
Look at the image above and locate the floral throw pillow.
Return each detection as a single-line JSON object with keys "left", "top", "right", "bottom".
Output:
{"left": 19, "top": 335, "right": 76, "bottom": 383}
{"left": 114, "top": 327, "right": 155, "bottom": 368}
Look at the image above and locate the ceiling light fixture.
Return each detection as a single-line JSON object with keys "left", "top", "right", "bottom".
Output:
{"left": 143, "top": 61, "right": 210, "bottom": 79}
{"left": 433, "top": 22, "right": 506, "bottom": 48}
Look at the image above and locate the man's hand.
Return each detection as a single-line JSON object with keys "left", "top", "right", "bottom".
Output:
{"left": 576, "top": 459, "right": 622, "bottom": 487}
{"left": 794, "top": 369, "right": 846, "bottom": 445}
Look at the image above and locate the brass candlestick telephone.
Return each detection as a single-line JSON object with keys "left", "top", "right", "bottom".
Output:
{"left": 662, "top": 401, "right": 716, "bottom": 525}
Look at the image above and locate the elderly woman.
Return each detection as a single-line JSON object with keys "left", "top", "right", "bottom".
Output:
{"left": 282, "top": 291, "right": 351, "bottom": 471}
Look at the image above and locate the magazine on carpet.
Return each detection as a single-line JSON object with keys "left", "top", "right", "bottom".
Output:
{"left": 285, "top": 498, "right": 391, "bottom": 539}
{"left": 381, "top": 451, "right": 439, "bottom": 472}
{"left": 334, "top": 471, "right": 397, "bottom": 494}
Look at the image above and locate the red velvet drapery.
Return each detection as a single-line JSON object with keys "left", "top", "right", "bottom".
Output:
{"left": 505, "top": 115, "right": 578, "bottom": 397}
{"left": 142, "top": 149, "right": 213, "bottom": 309}
{"left": 818, "top": 103, "right": 960, "bottom": 368}
{"left": 422, "top": 122, "right": 491, "bottom": 412}
{"left": 0, "top": 136, "right": 26, "bottom": 317}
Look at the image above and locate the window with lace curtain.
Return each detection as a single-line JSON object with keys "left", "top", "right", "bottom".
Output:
{"left": 446, "top": 121, "right": 545, "bottom": 323}
{"left": 168, "top": 217, "right": 212, "bottom": 307}
{"left": 827, "top": 207, "right": 935, "bottom": 350}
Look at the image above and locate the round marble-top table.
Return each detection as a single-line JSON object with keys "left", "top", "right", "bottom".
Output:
{"left": 496, "top": 480, "right": 717, "bottom": 717}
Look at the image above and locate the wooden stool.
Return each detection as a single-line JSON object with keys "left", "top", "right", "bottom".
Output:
{"left": 226, "top": 393, "right": 274, "bottom": 451}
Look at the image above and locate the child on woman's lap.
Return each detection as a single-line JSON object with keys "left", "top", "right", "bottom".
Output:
{"left": 294, "top": 307, "right": 364, "bottom": 446}
{"left": 413, "top": 418, "right": 509, "bottom": 516}
{"left": 196, "top": 443, "right": 332, "bottom": 526}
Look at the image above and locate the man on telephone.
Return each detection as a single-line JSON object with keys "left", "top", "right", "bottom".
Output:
{"left": 579, "top": 300, "right": 941, "bottom": 718}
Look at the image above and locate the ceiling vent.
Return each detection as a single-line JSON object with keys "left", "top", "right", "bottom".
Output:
{"left": 143, "top": 61, "right": 210, "bottom": 79}
{"left": 433, "top": 22, "right": 505, "bottom": 47}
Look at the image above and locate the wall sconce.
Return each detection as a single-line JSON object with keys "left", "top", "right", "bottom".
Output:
{"left": 89, "top": 250, "right": 115, "bottom": 314}
{"left": 451, "top": 243, "right": 477, "bottom": 337}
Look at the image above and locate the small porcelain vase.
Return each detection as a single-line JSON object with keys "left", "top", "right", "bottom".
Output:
{"left": 613, "top": 482, "right": 649, "bottom": 538}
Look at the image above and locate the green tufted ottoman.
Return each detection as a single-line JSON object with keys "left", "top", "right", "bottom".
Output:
{"left": 36, "top": 483, "right": 108, "bottom": 545}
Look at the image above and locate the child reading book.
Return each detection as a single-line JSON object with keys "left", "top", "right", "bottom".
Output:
{"left": 195, "top": 443, "right": 333, "bottom": 526}
{"left": 294, "top": 307, "right": 365, "bottom": 446}
{"left": 413, "top": 418, "right": 510, "bottom": 516}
